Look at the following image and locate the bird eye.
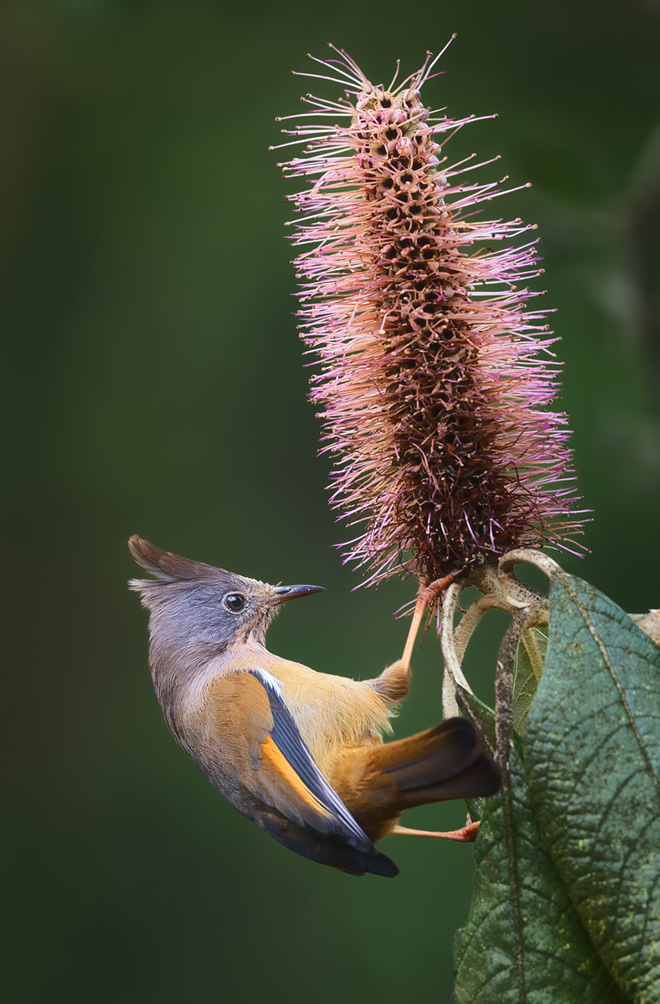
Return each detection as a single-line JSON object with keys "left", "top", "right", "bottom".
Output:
{"left": 224, "top": 593, "right": 246, "bottom": 613}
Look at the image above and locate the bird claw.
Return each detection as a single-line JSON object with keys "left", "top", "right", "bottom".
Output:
{"left": 419, "top": 573, "right": 457, "bottom": 606}
{"left": 438, "top": 818, "right": 480, "bottom": 843}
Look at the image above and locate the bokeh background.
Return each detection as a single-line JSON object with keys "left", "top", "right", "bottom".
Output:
{"left": 4, "top": 1, "right": 659, "bottom": 1001}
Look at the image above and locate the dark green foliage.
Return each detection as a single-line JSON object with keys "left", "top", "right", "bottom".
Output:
{"left": 456, "top": 575, "right": 660, "bottom": 1002}
{"left": 526, "top": 576, "right": 660, "bottom": 1000}
{"left": 455, "top": 750, "right": 622, "bottom": 1003}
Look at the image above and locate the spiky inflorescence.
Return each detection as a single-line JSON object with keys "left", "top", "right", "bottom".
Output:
{"left": 276, "top": 42, "right": 585, "bottom": 587}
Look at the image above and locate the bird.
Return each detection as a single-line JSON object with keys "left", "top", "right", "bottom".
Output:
{"left": 128, "top": 535, "right": 500, "bottom": 878}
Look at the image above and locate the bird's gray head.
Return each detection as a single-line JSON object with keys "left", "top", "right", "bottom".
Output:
{"left": 128, "top": 535, "right": 324, "bottom": 654}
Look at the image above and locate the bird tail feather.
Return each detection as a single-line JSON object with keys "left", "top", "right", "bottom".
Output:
{"left": 331, "top": 717, "right": 499, "bottom": 842}
{"left": 381, "top": 717, "right": 500, "bottom": 808}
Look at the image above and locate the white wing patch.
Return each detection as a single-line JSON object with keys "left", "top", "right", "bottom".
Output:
{"left": 250, "top": 666, "right": 284, "bottom": 699}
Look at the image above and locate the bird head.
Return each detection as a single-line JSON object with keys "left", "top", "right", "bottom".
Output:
{"left": 128, "top": 535, "right": 324, "bottom": 651}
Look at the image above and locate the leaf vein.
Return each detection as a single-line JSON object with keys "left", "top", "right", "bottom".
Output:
{"left": 559, "top": 576, "right": 660, "bottom": 801}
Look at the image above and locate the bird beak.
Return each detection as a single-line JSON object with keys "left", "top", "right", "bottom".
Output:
{"left": 270, "top": 583, "right": 325, "bottom": 605}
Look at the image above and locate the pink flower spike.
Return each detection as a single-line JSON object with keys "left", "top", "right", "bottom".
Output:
{"left": 278, "top": 44, "right": 587, "bottom": 587}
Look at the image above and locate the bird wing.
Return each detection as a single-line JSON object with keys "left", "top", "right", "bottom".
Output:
{"left": 205, "top": 668, "right": 374, "bottom": 854}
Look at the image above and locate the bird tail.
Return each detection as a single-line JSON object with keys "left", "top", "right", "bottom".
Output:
{"left": 331, "top": 717, "right": 499, "bottom": 842}
{"left": 381, "top": 717, "right": 499, "bottom": 808}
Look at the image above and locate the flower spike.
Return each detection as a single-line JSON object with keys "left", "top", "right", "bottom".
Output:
{"left": 278, "top": 44, "right": 586, "bottom": 587}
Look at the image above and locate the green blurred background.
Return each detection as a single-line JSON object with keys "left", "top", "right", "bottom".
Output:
{"left": 4, "top": 1, "right": 659, "bottom": 1001}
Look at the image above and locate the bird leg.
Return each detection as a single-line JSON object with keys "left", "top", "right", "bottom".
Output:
{"left": 401, "top": 574, "right": 456, "bottom": 672}
{"left": 391, "top": 818, "right": 480, "bottom": 843}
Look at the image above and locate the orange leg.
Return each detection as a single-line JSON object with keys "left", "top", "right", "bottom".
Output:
{"left": 391, "top": 819, "right": 480, "bottom": 843}
{"left": 401, "top": 574, "right": 456, "bottom": 672}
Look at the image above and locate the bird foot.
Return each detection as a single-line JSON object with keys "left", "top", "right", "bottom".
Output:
{"left": 391, "top": 818, "right": 480, "bottom": 843}
{"left": 419, "top": 574, "right": 457, "bottom": 606}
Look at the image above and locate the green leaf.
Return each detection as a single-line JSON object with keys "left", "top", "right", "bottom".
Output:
{"left": 512, "top": 627, "right": 547, "bottom": 735}
{"left": 525, "top": 573, "right": 660, "bottom": 1001}
{"left": 454, "top": 572, "right": 659, "bottom": 1001}
{"left": 455, "top": 748, "right": 621, "bottom": 1003}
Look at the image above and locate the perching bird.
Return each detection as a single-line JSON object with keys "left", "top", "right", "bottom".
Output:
{"left": 128, "top": 535, "right": 500, "bottom": 877}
